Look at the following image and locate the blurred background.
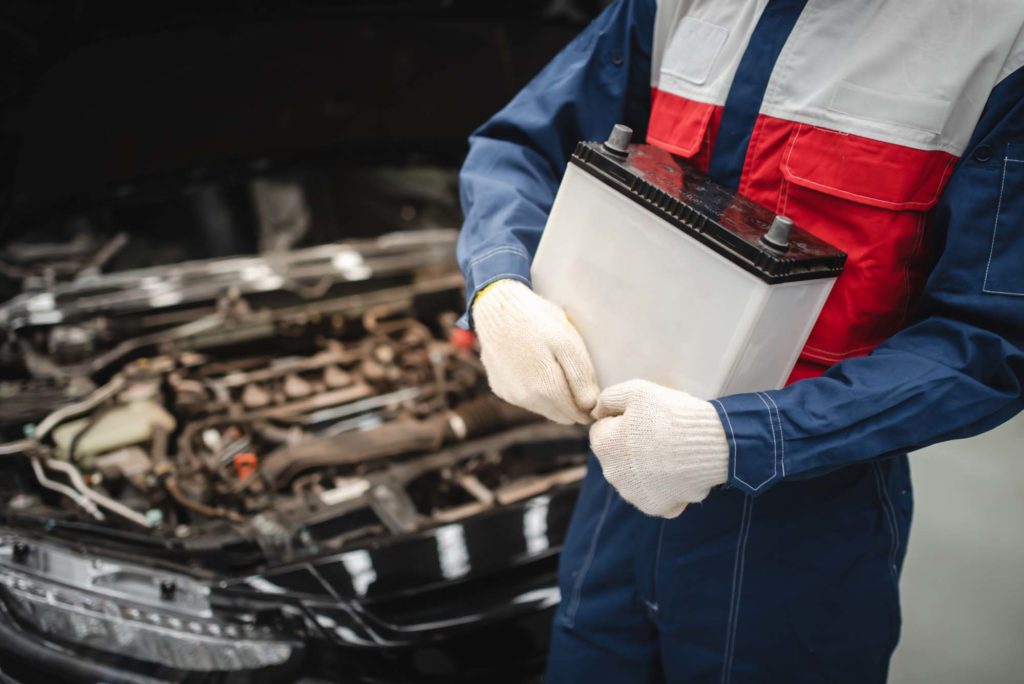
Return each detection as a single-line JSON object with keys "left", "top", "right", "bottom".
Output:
{"left": 891, "top": 415, "right": 1024, "bottom": 683}
{"left": 0, "top": 2, "right": 1020, "bottom": 682}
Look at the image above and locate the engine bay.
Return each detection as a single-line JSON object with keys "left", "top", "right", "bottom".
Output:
{"left": 0, "top": 8, "right": 601, "bottom": 678}
{"left": 0, "top": 231, "right": 587, "bottom": 567}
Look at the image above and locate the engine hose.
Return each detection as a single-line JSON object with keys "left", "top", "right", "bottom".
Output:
{"left": 261, "top": 395, "right": 538, "bottom": 489}
{"left": 164, "top": 476, "right": 244, "bottom": 524}
{"left": 448, "top": 395, "right": 537, "bottom": 438}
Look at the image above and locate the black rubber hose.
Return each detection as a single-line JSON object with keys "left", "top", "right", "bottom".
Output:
{"left": 261, "top": 395, "right": 538, "bottom": 489}
{"left": 451, "top": 395, "right": 537, "bottom": 438}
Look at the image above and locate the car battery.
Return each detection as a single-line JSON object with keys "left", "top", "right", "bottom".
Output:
{"left": 531, "top": 125, "right": 846, "bottom": 400}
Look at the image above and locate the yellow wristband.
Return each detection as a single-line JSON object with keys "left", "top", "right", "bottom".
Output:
{"left": 473, "top": 279, "right": 513, "bottom": 306}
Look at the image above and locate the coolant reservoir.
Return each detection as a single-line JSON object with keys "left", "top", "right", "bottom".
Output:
{"left": 531, "top": 125, "right": 846, "bottom": 400}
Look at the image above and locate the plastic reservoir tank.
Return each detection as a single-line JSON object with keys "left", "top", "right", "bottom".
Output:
{"left": 531, "top": 125, "right": 847, "bottom": 400}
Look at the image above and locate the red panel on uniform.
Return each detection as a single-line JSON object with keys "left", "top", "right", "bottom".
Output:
{"left": 733, "top": 117, "right": 957, "bottom": 380}
{"left": 646, "top": 89, "right": 723, "bottom": 172}
{"left": 779, "top": 124, "right": 956, "bottom": 210}
{"left": 646, "top": 96, "right": 959, "bottom": 383}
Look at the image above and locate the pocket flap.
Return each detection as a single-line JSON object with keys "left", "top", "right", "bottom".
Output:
{"left": 780, "top": 124, "right": 955, "bottom": 210}
{"left": 647, "top": 90, "right": 715, "bottom": 158}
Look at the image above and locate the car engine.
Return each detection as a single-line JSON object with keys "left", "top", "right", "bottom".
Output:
{"left": 0, "top": 229, "right": 587, "bottom": 567}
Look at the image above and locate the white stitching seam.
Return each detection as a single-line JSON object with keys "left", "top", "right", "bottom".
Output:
{"left": 781, "top": 124, "right": 956, "bottom": 210}
{"left": 468, "top": 245, "right": 531, "bottom": 268}
{"left": 871, "top": 462, "right": 901, "bottom": 583}
{"left": 759, "top": 392, "right": 786, "bottom": 478}
{"left": 721, "top": 496, "right": 754, "bottom": 684}
{"left": 754, "top": 393, "right": 778, "bottom": 482}
{"left": 712, "top": 399, "right": 776, "bottom": 492}
{"left": 800, "top": 343, "right": 880, "bottom": 361}
{"left": 982, "top": 157, "right": 1009, "bottom": 292}
{"left": 561, "top": 486, "right": 615, "bottom": 628}
{"left": 982, "top": 157, "right": 1024, "bottom": 297}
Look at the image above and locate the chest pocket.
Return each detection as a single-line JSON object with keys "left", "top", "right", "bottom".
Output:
{"left": 983, "top": 143, "right": 1024, "bottom": 296}
{"left": 660, "top": 16, "right": 729, "bottom": 87}
{"left": 648, "top": 13, "right": 734, "bottom": 171}
{"left": 647, "top": 90, "right": 718, "bottom": 171}
{"left": 776, "top": 124, "right": 956, "bottom": 364}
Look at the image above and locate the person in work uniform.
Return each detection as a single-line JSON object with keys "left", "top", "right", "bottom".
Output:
{"left": 456, "top": 1, "right": 1024, "bottom": 682}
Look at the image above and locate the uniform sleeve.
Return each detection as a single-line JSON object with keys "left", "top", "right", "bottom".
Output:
{"left": 456, "top": 0, "right": 655, "bottom": 327}
{"left": 712, "top": 67, "right": 1024, "bottom": 496}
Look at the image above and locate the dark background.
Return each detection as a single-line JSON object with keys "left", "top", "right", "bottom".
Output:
{"left": 0, "top": 0, "right": 607, "bottom": 239}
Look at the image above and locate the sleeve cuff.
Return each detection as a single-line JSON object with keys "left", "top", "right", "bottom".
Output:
{"left": 710, "top": 391, "right": 787, "bottom": 496}
{"left": 459, "top": 246, "right": 534, "bottom": 329}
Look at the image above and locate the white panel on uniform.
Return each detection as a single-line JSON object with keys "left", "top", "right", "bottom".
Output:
{"left": 759, "top": 0, "right": 1024, "bottom": 155}
{"left": 661, "top": 17, "right": 729, "bottom": 85}
{"left": 653, "top": 0, "right": 769, "bottom": 106}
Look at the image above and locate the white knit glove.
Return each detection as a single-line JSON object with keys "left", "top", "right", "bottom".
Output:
{"left": 590, "top": 379, "right": 730, "bottom": 518}
{"left": 473, "top": 279, "right": 600, "bottom": 424}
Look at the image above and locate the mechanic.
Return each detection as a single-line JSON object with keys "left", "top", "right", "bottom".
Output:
{"left": 456, "top": 1, "right": 1024, "bottom": 682}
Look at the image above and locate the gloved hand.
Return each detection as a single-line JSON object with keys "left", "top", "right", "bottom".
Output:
{"left": 472, "top": 279, "right": 600, "bottom": 424}
{"left": 590, "top": 379, "right": 729, "bottom": 518}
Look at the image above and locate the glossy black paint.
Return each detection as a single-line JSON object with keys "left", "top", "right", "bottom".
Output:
{"left": 0, "top": 485, "right": 580, "bottom": 683}
{"left": 224, "top": 487, "right": 576, "bottom": 603}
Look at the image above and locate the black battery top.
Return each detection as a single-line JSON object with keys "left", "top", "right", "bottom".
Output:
{"left": 570, "top": 141, "right": 847, "bottom": 284}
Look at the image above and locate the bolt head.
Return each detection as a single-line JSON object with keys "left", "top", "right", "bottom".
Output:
{"left": 159, "top": 579, "right": 177, "bottom": 600}
{"left": 12, "top": 542, "right": 29, "bottom": 563}
{"left": 603, "top": 124, "right": 633, "bottom": 155}
{"left": 761, "top": 215, "right": 795, "bottom": 252}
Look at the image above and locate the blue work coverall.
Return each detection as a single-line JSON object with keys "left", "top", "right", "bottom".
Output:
{"left": 456, "top": 1, "right": 1024, "bottom": 681}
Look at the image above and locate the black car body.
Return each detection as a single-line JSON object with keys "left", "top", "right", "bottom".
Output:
{"left": 0, "top": 4, "right": 601, "bottom": 681}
